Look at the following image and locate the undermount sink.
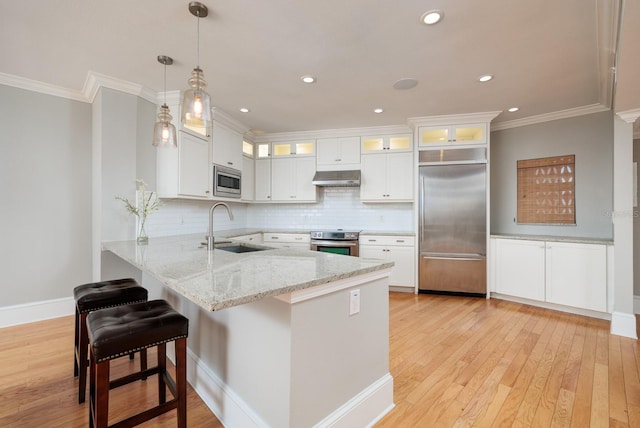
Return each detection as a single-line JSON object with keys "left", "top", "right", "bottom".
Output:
{"left": 211, "top": 242, "right": 270, "bottom": 253}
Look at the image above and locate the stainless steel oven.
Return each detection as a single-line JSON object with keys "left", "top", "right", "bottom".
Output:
{"left": 310, "top": 230, "right": 360, "bottom": 257}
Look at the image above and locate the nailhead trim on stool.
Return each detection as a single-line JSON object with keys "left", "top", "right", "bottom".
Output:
{"left": 73, "top": 278, "right": 148, "bottom": 404}
{"left": 86, "top": 299, "right": 189, "bottom": 428}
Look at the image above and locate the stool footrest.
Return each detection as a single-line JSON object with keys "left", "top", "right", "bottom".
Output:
{"left": 109, "top": 366, "right": 160, "bottom": 390}
{"left": 103, "top": 400, "right": 178, "bottom": 428}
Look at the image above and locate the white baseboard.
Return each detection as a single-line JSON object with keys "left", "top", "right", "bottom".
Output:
{"left": 186, "top": 345, "right": 394, "bottom": 427}
{"left": 314, "top": 373, "right": 395, "bottom": 428}
{"left": 634, "top": 295, "right": 640, "bottom": 314}
{"left": 611, "top": 311, "right": 638, "bottom": 339}
{"left": 0, "top": 297, "right": 74, "bottom": 328}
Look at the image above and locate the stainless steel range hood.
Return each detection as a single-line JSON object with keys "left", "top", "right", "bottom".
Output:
{"left": 312, "top": 170, "right": 361, "bottom": 187}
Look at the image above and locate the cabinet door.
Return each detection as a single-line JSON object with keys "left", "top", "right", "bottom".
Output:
{"left": 316, "top": 138, "right": 340, "bottom": 167}
{"left": 386, "top": 152, "right": 413, "bottom": 200}
{"left": 387, "top": 246, "right": 415, "bottom": 287}
{"left": 271, "top": 158, "right": 294, "bottom": 201}
{"left": 178, "top": 132, "right": 210, "bottom": 197}
{"left": 242, "top": 155, "right": 255, "bottom": 201}
{"left": 494, "top": 239, "right": 545, "bottom": 301}
{"left": 360, "top": 154, "right": 387, "bottom": 200}
{"left": 545, "top": 242, "right": 607, "bottom": 312}
{"left": 212, "top": 122, "right": 243, "bottom": 169}
{"left": 254, "top": 158, "right": 271, "bottom": 201}
{"left": 359, "top": 245, "right": 386, "bottom": 260}
{"left": 294, "top": 157, "right": 317, "bottom": 201}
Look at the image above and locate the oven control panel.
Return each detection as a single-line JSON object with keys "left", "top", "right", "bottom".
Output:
{"left": 310, "top": 231, "right": 359, "bottom": 240}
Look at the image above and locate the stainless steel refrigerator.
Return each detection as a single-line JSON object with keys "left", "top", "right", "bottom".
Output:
{"left": 418, "top": 162, "right": 487, "bottom": 294}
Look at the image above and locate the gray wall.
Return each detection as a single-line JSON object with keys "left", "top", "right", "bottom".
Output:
{"left": 490, "top": 111, "right": 614, "bottom": 239}
{"left": 0, "top": 85, "right": 93, "bottom": 305}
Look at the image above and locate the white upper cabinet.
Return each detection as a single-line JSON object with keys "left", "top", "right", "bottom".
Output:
{"left": 360, "top": 152, "right": 413, "bottom": 202}
{"left": 212, "top": 121, "right": 243, "bottom": 170}
{"left": 242, "top": 141, "right": 255, "bottom": 201}
{"left": 157, "top": 130, "right": 211, "bottom": 199}
{"left": 361, "top": 134, "right": 412, "bottom": 153}
{"left": 271, "top": 157, "right": 317, "bottom": 202}
{"left": 316, "top": 137, "right": 361, "bottom": 170}
{"left": 419, "top": 123, "right": 487, "bottom": 147}
{"left": 271, "top": 140, "right": 315, "bottom": 157}
{"left": 254, "top": 158, "right": 271, "bottom": 201}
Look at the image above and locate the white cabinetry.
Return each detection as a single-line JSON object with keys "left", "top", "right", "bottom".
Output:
{"left": 157, "top": 130, "right": 210, "bottom": 199}
{"left": 271, "top": 157, "right": 317, "bottom": 202}
{"left": 254, "top": 158, "right": 271, "bottom": 201}
{"left": 316, "top": 137, "right": 360, "bottom": 170}
{"left": 493, "top": 239, "right": 545, "bottom": 301}
{"left": 212, "top": 121, "right": 243, "bottom": 170}
{"left": 234, "top": 233, "right": 263, "bottom": 243}
{"left": 361, "top": 134, "right": 412, "bottom": 153}
{"left": 419, "top": 123, "right": 487, "bottom": 147}
{"left": 361, "top": 152, "right": 413, "bottom": 202}
{"left": 242, "top": 155, "right": 255, "bottom": 201}
{"left": 545, "top": 242, "right": 607, "bottom": 312}
{"left": 359, "top": 235, "right": 415, "bottom": 288}
{"left": 491, "top": 237, "right": 609, "bottom": 314}
{"left": 263, "top": 232, "right": 310, "bottom": 249}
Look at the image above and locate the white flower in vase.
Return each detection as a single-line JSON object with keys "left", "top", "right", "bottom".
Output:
{"left": 116, "top": 179, "right": 160, "bottom": 244}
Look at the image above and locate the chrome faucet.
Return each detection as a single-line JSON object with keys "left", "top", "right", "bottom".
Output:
{"left": 207, "top": 202, "right": 234, "bottom": 250}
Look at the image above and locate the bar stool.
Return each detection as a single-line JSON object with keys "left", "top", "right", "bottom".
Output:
{"left": 86, "top": 299, "right": 188, "bottom": 428}
{"left": 74, "top": 278, "right": 148, "bottom": 403}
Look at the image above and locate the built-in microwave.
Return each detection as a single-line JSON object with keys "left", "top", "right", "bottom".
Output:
{"left": 212, "top": 164, "right": 241, "bottom": 198}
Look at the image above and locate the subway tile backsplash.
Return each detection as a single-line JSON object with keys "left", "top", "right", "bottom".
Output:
{"left": 146, "top": 188, "right": 413, "bottom": 237}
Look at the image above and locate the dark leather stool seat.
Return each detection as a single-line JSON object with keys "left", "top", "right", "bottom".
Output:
{"left": 87, "top": 299, "right": 189, "bottom": 428}
{"left": 73, "top": 278, "right": 148, "bottom": 403}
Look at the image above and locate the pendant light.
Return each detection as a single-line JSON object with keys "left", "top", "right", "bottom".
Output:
{"left": 153, "top": 55, "right": 177, "bottom": 147}
{"left": 181, "top": 1, "right": 211, "bottom": 136}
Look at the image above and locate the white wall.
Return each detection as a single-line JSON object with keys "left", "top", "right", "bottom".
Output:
{"left": 0, "top": 85, "right": 93, "bottom": 306}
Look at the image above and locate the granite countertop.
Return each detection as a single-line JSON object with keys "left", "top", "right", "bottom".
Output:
{"left": 360, "top": 231, "right": 415, "bottom": 237}
{"left": 102, "top": 234, "right": 393, "bottom": 312}
{"left": 490, "top": 233, "right": 613, "bottom": 245}
{"left": 218, "top": 229, "right": 416, "bottom": 238}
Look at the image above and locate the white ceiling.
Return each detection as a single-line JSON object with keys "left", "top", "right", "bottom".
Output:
{"left": 0, "top": 0, "right": 637, "bottom": 134}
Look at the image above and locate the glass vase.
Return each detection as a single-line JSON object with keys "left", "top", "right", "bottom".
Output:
{"left": 137, "top": 217, "right": 148, "bottom": 244}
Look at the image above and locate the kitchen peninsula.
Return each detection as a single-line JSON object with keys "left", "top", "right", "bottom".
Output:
{"left": 102, "top": 234, "right": 395, "bottom": 427}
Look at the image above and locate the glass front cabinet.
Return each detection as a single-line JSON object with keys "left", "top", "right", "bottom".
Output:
{"left": 419, "top": 123, "right": 487, "bottom": 147}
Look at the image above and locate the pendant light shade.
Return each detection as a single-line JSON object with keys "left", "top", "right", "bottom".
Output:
{"left": 181, "top": 2, "right": 211, "bottom": 135}
{"left": 153, "top": 55, "right": 177, "bottom": 148}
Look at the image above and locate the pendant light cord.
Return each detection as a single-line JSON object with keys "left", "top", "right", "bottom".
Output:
{"left": 196, "top": 11, "right": 201, "bottom": 68}
{"left": 163, "top": 60, "right": 167, "bottom": 105}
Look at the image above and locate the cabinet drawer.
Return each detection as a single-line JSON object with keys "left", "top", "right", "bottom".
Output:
{"left": 263, "top": 233, "right": 310, "bottom": 244}
{"left": 360, "top": 235, "right": 415, "bottom": 247}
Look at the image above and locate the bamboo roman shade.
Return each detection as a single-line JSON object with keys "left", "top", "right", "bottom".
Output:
{"left": 517, "top": 155, "right": 575, "bottom": 224}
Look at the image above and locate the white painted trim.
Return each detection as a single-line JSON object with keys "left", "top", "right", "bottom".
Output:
{"left": 491, "top": 104, "right": 610, "bottom": 131}
{"left": 275, "top": 269, "right": 392, "bottom": 304}
{"left": 634, "top": 295, "right": 640, "bottom": 314}
{"left": 0, "top": 71, "right": 86, "bottom": 102}
{"left": 0, "top": 297, "right": 74, "bottom": 328}
{"left": 186, "top": 347, "right": 268, "bottom": 427}
{"left": 313, "top": 373, "right": 395, "bottom": 428}
{"left": 610, "top": 311, "right": 638, "bottom": 339}
{"left": 212, "top": 107, "right": 251, "bottom": 135}
{"left": 253, "top": 124, "right": 412, "bottom": 144}
{"left": 82, "top": 71, "right": 157, "bottom": 104}
{"left": 407, "top": 111, "right": 502, "bottom": 128}
{"left": 617, "top": 108, "right": 640, "bottom": 124}
{"left": 490, "top": 293, "right": 612, "bottom": 321}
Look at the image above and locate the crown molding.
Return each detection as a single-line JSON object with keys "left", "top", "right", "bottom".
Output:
{"left": 491, "top": 104, "right": 610, "bottom": 131}
{"left": 212, "top": 107, "right": 250, "bottom": 135}
{"left": 253, "top": 124, "right": 411, "bottom": 143}
{"left": 617, "top": 108, "right": 640, "bottom": 124}
{"left": 407, "top": 111, "right": 502, "bottom": 128}
{"left": 82, "top": 71, "right": 157, "bottom": 104}
{"left": 0, "top": 71, "right": 87, "bottom": 102}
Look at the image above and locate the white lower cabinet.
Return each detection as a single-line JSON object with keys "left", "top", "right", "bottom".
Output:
{"left": 494, "top": 239, "right": 545, "bottom": 301}
{"left": 545, "top": 242, "right": 607, "bottom": 312}
{"left": 491, "top": 237, "right": 609, "bottom": 313}
{"left": 263, "top": 232, "right": 310, "bottom": 249}
{"left": 234, "top": 233, "right": 263, "bottom": 244}
{"left": 359, "top": 235, "right": 415, "bottom": 288}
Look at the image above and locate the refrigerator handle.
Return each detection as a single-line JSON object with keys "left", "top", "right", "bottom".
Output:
{"left": 421, "top": 255, "right": 485, "bottom": 261}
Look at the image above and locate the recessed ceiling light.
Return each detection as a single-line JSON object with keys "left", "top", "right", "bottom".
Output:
{"left": 374, "top": 108, "right": 384, "bottom": 114}
{"left": 421, "top": 10, "right": 443, "bottom": 25}
{"left": 239, "top": 108, "right": 250, "bottom": 113}
{"left": 300, "top": 75, "right": 316, "bottom": 84}
{"left": 478, "top": 74, "right": 494, "bottom": 82}
{"left": 508, "top": 107, "right": 519, "bottom": 113}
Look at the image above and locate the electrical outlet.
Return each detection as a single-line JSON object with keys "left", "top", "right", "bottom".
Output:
{"left": 349, "top": 289, "right": 360, "bottom": 315}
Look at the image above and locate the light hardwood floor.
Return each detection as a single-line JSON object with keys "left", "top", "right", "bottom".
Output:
{"left": 0, "top": 293, "right": 638, "bottom": 427}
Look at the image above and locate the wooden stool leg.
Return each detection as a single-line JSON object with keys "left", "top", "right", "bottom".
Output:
{"left": 157, "top": 343, "right": 167, "bottom": 404}
{"left": 74, "top": 307, "right": 80, "bottom": 377}
{"left": 176, "top": 338, "right": 187, "bottom": 428}
{"left": 94, "top": 359, "right": 110, "bottom": 428}
{"left": 78, "top": 312, "right": 89, "bottom": 404}
{"left": 140, "top": 349, "right": 148, "bottom": 380}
